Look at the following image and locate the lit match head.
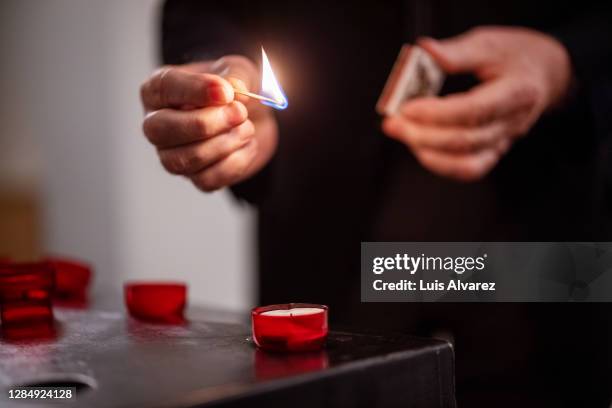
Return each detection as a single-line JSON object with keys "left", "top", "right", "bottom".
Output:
{"left": 259, "top": 47, "right": 288, "bottom": 110}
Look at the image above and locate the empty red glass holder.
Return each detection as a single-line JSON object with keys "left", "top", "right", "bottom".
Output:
{"left": 0, "top": 262, "right": 55, "bottom": 302}
{"left": 45, "top": 256, "right": 92, "bottom": 301}
{"left": 1, "top": 300, "right": 53, "bottom": 324}
{"left": 124, "top": 282, "right": 186, "bottom": 324}
{"left": 251, "top": 303, "right": 328, "bottom": 352}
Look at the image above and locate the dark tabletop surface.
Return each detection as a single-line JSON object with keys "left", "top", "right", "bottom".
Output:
{"left": 0, "top": 302, "right": 455, "bottom": 408}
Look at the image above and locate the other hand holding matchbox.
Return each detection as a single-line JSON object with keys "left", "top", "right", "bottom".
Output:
{"left": 376, "top": 45, "right": 445, "bottom": 116}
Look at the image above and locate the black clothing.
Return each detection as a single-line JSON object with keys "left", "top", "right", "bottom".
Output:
{"left": 161, "top": 1, "right": 612, "bottom": 406}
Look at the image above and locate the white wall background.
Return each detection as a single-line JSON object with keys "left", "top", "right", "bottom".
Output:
{"left": 0, "top": 0, "right": 255, "bottom": 311}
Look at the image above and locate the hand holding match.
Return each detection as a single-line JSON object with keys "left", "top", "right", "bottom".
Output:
{"left": 382, "top": 27, "right": 572, "bottom": 182}
{"left": 140, "top": 54, "right": 279, "bottom": 192}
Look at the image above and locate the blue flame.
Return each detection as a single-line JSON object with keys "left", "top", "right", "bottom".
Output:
{"left": 261, "top": 96, "right": 288, "bottom": 110}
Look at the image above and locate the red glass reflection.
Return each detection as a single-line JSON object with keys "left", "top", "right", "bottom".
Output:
{"left": 254, "top": 348, "right": 329, "bottom": 380}
{"left": 1, "top": 320, "right": 57, "bottom": 342}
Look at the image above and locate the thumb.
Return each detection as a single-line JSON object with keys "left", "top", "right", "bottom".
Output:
{"left": 417, "top": 32, "right": 490, "bottom": 74}
{"left": 226, "top": 77, "right": 265, "bottom": 114}
{"left": 210, "top": 55, "right": 270, "bottom": 117}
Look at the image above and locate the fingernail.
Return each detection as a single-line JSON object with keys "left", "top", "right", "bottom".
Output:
{"left": 417, "top": 36, "right": 437, "bottom": 47}
{"left": 208, "top": 83, "right": 233, "bottom": 104}
{"left": 417, "top": 37, "right": 443, "bottom": 56}
{"left": 224, "top": 102, "right": 247, "bottom": 126}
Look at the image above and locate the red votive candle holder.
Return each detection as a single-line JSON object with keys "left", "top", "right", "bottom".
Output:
{"left": 251, "top": 303, "right": 328, "bottom": 352}
{"left": 0, "top": 262, "right": 56, "bottom": 340}
{"left": 0, "top": 262, "right": 55, "bottom": 303}
{"left": 124, "top": 282, "right": 187, "bottom": 324}
{"left": 1, "top": 300, "right": 53, "bottom": 324}
{"left": 45, "top": 257, "right": 92, "bottom": 301}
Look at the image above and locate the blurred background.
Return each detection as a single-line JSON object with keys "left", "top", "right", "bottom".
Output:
{"left": 0, "top": 0, "right": 255, "bottom": 311}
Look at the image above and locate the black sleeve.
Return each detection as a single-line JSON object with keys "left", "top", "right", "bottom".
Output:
{"left": 161, "top": 0, "right": 258, "bottom": 64}
{"left": 161, "top": 0, "right": 274, "bottom": 206}
{"left": 548, "top": 3, "right": 612, "bottom": 149}
{"left": 550, "top": 4, "right": 612, "bottom": 195}
{"left": 551, "top": 4, "right": 612, "bottom": 85}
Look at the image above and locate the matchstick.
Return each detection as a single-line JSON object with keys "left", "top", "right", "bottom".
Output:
{"left": 233, "top": 89, "right": 280, "bottom": 105}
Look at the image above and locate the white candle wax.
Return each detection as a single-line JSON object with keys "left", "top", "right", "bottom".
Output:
{"left": 261, "top": 307, "right": 324, "bottom": 317}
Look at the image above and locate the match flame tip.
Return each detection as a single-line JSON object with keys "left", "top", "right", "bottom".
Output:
{"left": 260, "top": 47, "right": 288, "bottom": 110}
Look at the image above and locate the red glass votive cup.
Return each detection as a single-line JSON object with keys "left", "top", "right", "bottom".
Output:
{"left": 45, "top": 257, "right": 92, "bottom": 301}
{"left": 1, "top": 300, "right": 53, "bottom": 324}
{"left": 251, "top": 303, "right": 328, "bottom": 352}
{"left": 0, "top": 262, "right": 55, "bottom": 303}
{"left": 124, "top": 282, "right": 187, "bottom": 324}
{"left": 0, "top": 262, "right": 55, "bottom": 338}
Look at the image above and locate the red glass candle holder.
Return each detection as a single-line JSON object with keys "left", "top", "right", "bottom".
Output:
{"left": 124, "top": 282, "right": 187, "bottom": 324}
{"left": 0, "top": 262, "right": 55, "bottom": 303}
{"left": 1, "top": 300, "right": 53, "bottom": 324}
{"left": 251, "top": 303, "right": 328, "bottom": 352}
{"left": 45, "top": 256, "right": 92, "bottom": 301}
{"left": 0, "top": 263, "right": 55, "bottom": 340}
